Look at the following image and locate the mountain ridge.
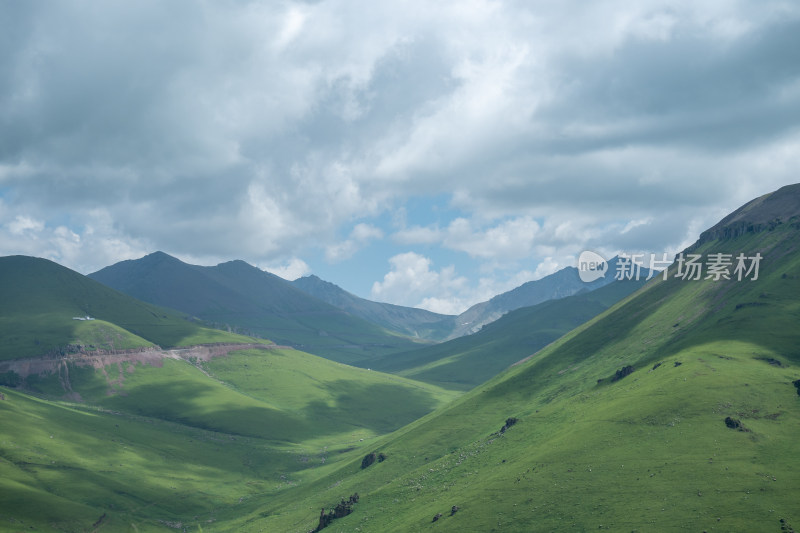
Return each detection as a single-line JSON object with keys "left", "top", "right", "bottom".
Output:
{"left": 90, "top": 252, "right": 427, "bottom": 363}
{"left": 292, "top": 274, "right": 456, "bottom": 341}
{"left": 448, "top": 256, "right": 649, "bottom": 339}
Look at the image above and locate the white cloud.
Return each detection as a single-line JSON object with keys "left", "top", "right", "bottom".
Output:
{"left": 0, "top": 209, "right": 149, "bottom": 273}
{"left": 326, "top": 223, "right": 384, "bottom": 262}
{"left": 371, "top": 252, "right": 468, "bottom": 311}
{"left": 262, "top": 257, "right": 311, "bottom": 281}
{"left": 371, "top": 251, "right": 555, "bottom": 314}
{"left": 8, "top": 215, "right": 44, "bottom": 235}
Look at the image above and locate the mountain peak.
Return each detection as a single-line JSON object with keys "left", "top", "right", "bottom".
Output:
{"left": 139, "top": 251, "right": 183, "bottom": 265}
{"left": 695, "top": 183, "right": 800, "bottom": 245}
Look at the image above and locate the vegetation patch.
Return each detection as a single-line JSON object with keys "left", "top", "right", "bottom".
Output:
{"left": 597, "top": 365, "right": 635, "bottom": 384}
{"left": 499, "top": 417, "right": 518, "bottom": 434}
{"left": 724, "top": 416, "right": 749, "bottom": 432}
{"left": 361, "top": 451, "right": 387, "bottom": 469}
{"left": 311, "top": 493, "right": 359, "bottom": 532}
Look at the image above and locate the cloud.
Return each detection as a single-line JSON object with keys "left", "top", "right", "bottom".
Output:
{"left": 262, "top": 257, "right": 312, "bottom": 281}
{"left": 371, "top": 252, "right": 468, "bottom": 312}
{"left": 0, "top": 207, "right": 150, "bottom": 273}
{"left": 326, "top": 223, "right": 384, "bottom": 262}
{"left": 371, "top": 251, "right": 547, "bottom": 314}
{"left": 0, "top": 0, "right": 798, "bottom": 308}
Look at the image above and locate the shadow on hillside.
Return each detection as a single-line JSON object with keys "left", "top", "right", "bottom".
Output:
{"left": 99, "top": 380, "right": 318, "bottom": 441}
{"left": 96, "top": 378, "right": 439, "bottom": 441}
{"left": 302, "top": 380, "right": 440, "bottom": 434}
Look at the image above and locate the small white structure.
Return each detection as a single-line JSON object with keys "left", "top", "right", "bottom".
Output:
{"left": 72, "top": 316, "right": 95, "bottom": 321}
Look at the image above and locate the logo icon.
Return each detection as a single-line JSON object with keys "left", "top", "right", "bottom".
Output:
{"left": 578, "top": 250, "right": 608, "bottom": 283}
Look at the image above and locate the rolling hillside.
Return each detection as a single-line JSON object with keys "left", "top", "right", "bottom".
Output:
{"left": 2, "top": 184, "right": 798, "bottom": 532}
{"left": 293, "top": 274, "right": 457, "bottom": 341}
{"left": 370, "top": 277, "right": 649, "bottom": 390}
{"left": 90, "top": 252, "right": 427, "bottom": 364}
{"left": 0, "top": 345, "right": 458, "bottom": 531}
{"left": 0, "top": 255, "right": 460, "bottom": 531}
{"left": 0, "top": 255, "right": 254, "bottom": 361}
{"left": 237, "top": 183, "right": 800, "bottom": 532}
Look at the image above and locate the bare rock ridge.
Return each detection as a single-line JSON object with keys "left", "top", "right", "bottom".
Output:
{"left": 692, "top": 183, "right": 800, "bottom": 247}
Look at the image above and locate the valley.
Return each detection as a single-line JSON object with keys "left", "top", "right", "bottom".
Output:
{"left": 1, "top": 184, "right": 799, "bottom": 531}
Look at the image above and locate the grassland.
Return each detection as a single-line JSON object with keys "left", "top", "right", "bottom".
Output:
{"left": 234, "top": 222, "right": 800, "bottom": 532}
{"left": 0, "top": 345, "right": 458, "bottom": 531}
{"left": 2, "top": 217, "right": 799, "bottom": 531}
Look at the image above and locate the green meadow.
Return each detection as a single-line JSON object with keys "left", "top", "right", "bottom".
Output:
{"left": 0, "top": 346, "right": 458, "bottom": 531}
{"left": 235, "top": 223, "right": 800, "bottom": 532}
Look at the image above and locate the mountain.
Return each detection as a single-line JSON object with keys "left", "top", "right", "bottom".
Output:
{"left": 292, "top": 274, "right": 456, "bottom": 341}
{"left": 0, "top": 255, "right": 253, "bottom": 361}
{"left": 448, "top": 256, "right": 646, "bottom": 339}
{"left": 369, "top": 277, "right": 649, "bottom": 390}
{"left": 240, "top": 183, "right": 800, "bottom": 531}
{"left": 89, "top": 252, "right": 426, "bottom": 364}
{"left": 3, "top": 184, "right": 799, "bottom": 532}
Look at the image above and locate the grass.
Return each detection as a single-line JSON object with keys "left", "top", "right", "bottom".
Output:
{"left": 2, "top": 222, "right": 799, "bottom": 531}
{"left": 233, "top": 223, "right": 800, "bottom": 532}
{"left": 257, "top": 347, "right": 798, "bottom": 532}
{"left": 0, "top": 346, "right": 458, "bottom": 531}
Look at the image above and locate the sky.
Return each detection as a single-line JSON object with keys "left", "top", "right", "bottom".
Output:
{"left": 1, "top": 1, "right": 799, "bottom": 315}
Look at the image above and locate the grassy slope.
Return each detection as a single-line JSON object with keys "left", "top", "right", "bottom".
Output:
{"left": 371, "top": 279, "right": 647, "bottom": 390}
{"left": 242, "top": 223, "right": 800, "bottom": 532}
{"left": 0, "top": 255, "right": 256, "bottom": 361}
{"left": 0, "top": 346, "right": 458, "bottom": 531}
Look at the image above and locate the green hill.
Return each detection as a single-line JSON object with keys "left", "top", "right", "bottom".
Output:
{"left": 370, "top": 277, "right": 648, "bottom": 390}
{"left": 90, "top": 252, "right": 428, "bottom": 364}
{"left": 236, "top": 183, "right": 800, "bottom": 532}
{"left": 0, "top": 255, "right": 254, "bottom": 361}
{"left": 0, "top": 345, "right": 458, "bottom": 531}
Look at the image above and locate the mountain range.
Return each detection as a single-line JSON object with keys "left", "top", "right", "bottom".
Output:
{"left": 1, "top": 183, "right": 798, "bottom": 531}
{"left": 88, "top": 250, "right": 641, "bottom": 366}
{"left": 89, "top": 251, "right": 427, "bottom": 364}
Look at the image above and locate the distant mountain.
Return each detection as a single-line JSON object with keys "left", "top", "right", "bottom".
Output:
{"left": 0, "top": 255, "right": 251, "bottom": 360}
{"left": 89, "top": 252, "right": 425, "bottom": 364}
{"left": 370, "top": 276, "right": 649, "bottom": 389}
{"left": 292, "top": 275, "right": 456, "bottom": 341}
{"left": 449, "top": 256, "right": 647, "bottom": 339}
